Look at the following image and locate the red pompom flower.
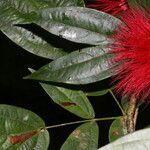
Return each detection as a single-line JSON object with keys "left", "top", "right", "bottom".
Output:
{"left": 110, "top": 8, "right": 150, "bottom": 102}
{"left": 85, "top": 0, "right": 129, "bottom": 16}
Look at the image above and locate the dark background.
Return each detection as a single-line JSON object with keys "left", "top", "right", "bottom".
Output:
{"left": 0, "top": 31, "right": 149, "bottom": 150}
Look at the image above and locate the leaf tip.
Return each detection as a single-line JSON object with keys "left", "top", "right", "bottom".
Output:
{"left": 28, "top": 68, "right": 35, "bottom": 72}
{"left": 23, "top": 75, "right": 31, "bottom": 80}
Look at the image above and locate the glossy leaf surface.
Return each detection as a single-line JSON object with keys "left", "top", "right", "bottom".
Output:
{"left": 109, "top": 118, "right": 125, "bottom": 142}
{"left": 0, "top": 0, "right": 84, "bottom": 59}
{"left": 36, "top": 7, "right": 120, "bottom": 45}
{"left": 0, "top": 105, "right": 49, "bottom": 150}
{"left": 40, "top": 83, "right": 95, "bottom": 119}
{"left": 25, "top": 46, "right": 116, "bottom": 84}
{"left": 61, "top": 122, "right": 99, "bottom": 150}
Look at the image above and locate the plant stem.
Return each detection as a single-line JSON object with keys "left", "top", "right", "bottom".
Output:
{"left": 126, "top": 95, "right": 138, "bottom": 133}
{"left": 109, "top": 90, "right": 126, "bottom": 115}
{"left": 44, "top": 116, "right": 122, "bottom": 130}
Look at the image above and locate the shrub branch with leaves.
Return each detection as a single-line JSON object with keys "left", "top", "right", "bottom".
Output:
{"left": 0, "top": 0, "right": 150, "bottom": 149}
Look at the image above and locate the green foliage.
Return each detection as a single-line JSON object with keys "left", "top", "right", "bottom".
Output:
{"left": 35, "top": 7, "right": 120, "bottom": 45}
{"left": 0, "top": 0, "right": 119, "bottom": 59}
{"left": 0, "top": 0, "right": 149, "bottom": 149}
{"left": 40, "top": 83, "right": 95, "bottom": 119}
{"left": 0, "top": 105, "right": 49, "bottom": 150}
{"left": 25, "top": 46, "right": 116, "bottom": 84}
{"left": 0, "top": 0, "right": 84, "bottom": 59}
{"left": 61, "top": 122, "right": 99, "bottom": 150}
{"left": 109, "top": 117, "right": 125, "bottom": 142}
{"left": 86, "top": 88, "right": 113, "bottom": 96}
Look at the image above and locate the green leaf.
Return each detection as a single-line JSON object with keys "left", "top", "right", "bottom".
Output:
{"left": 61, "top": 122, "right": 99, "bottom": 150}
{"left": 109, "top": 117, "right": 126, "bottom": 142}
{"left": 99, "top": 128, "right": 150, "bottom": 150}
{"left": 0, "top": 0, "right": 84, "bottom": 59}
{"left": 41, "top": 83, "right": 95, "bottom": 119}
{"left": 29, "top": 68, "right": 95, "bottom": 119}
{"left": 2, "top": 27, "right": 67, "bottom": 59}
{"left": 0, "top": 104, "right": 49, "bottom": 150}
{"left": 35, "top": 7, "right": 120, "bottom": 45}
{"left": 24, "top": 46, "right": 116, "bottom": 84}
{"left": 0, "top": 0, "right": 85, "bottom": 26}
{"left": 86, "top": 87, "right": 114, "bottom": 96}
{"left": 86, "top": 89, "right": 109, "bottom": 96}
{"left": 0, "top": 1, "right": 119, "bottom": 59}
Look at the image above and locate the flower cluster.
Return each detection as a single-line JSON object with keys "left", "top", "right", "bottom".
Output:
{"left": 110, "top": 8, "right": 150, "bottom": 102}
{"left": 86, "top": 0, "right": 150, "bottom": 102}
